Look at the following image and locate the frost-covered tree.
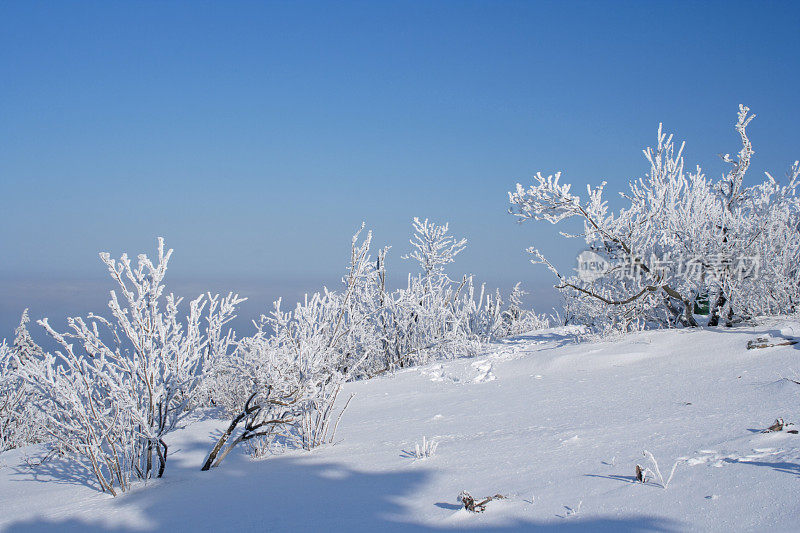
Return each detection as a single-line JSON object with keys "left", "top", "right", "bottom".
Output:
{"left": 0, "top": 341, "right": 29, "bottom": 452}
{"left": 12, "top": 309, "right": 44, "bottom": 364}
{"left": 0, "top": 311, "right": 46, "bottom": 452}
{"left": 17, "top": 239, "right": 244, "bottom": 495}
{"left": 0, "top": 342, "right": 16, "bottom": 449}
{"left": 509, "top": 105, "right": 800, "bottom": 332}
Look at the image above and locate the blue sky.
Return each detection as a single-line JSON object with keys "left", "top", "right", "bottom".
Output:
{"left": 1, "top": 1, "right": 799, "bottom": 336}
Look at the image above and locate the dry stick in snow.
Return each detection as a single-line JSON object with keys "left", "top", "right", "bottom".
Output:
{"left": 202, "top": 388, "right": 298, "bottom": 471}
{"left": 459, "top": 491, "right": 506, "bottom": 513}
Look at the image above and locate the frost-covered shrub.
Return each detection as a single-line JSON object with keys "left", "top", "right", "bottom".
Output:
{"left": 371, "top": 272, "right": 481, "bottom": 373}
{"left": 204, "top": 222, "right": 546, "bottom": 468}
{"left": 203, "top": 227, "right": 379, "bottom": 468}
{"left": 636, "top": 450, "right": 683, "bottom": 489}
{"left": 509, "top": 105, "right": 800, "bottom": 332}
{"left": 412, "top": 436, "right": 438, "bottom": 459}
{"left": 370, "top": 219, "right": 546, "bottom": 374}
{"left": 17, "top": 239, "right": 243, "bottom": 495}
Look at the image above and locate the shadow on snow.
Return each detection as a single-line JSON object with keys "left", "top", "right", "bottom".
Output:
{"left": 5, "top": 432, "right": 683, "bottom": 532}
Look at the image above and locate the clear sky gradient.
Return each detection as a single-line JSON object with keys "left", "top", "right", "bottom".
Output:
{"left": 1, "top": 1, "right": 799, "bottom": 337}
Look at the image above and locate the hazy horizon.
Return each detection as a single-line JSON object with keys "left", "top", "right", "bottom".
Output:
{"left": 0, "top": 261, "right": 563, "bottom": 346}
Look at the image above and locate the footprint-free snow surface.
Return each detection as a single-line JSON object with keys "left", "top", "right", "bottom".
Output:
{"left": 3, "top": 321, "right": 800, "bottom": 532}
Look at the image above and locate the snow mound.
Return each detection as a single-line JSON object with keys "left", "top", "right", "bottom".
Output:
{"left": 2, "top": 322, "right": 800, "bottom": 531}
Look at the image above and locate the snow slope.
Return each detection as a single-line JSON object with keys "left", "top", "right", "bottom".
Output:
{"left": 2, "top": 320, "right": 800, "bottom": 532}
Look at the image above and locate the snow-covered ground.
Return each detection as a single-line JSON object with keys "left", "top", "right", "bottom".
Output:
{"left": 2, "top": 320, "right": 800, "bottom": 532}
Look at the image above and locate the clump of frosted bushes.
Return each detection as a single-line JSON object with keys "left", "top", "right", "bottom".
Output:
{"left": 0, "top": 218, "right": 546, "bottom": 495}
{"left": 509, "top": 105, "right": 800, "bottom": 333}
